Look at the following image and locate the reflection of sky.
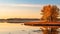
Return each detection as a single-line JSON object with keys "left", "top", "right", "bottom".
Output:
{"left": 0, "top": 0, "right": 60, "bottom": 19}
{"left": 0, "top": 23, "right": 60, "bottom": 34}
{"left": 0, "top": 23, "right": 41, "bottom": 34}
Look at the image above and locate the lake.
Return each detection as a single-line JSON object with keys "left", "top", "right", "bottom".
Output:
{"left": 0, "top": 23, "right": 43, "bottom": 34}
{"left": 0, "top": 23, "right": 60, "bottom": 34}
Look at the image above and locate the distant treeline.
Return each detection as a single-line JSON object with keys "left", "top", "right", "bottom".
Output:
{"left": 0, "top": 18, "right": 40, "bottom": 23}
{"left": 0, "top": 18, "right": 60, "bottom": 23}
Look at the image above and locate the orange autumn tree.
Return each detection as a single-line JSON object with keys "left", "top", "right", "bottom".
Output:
{"left": 41, "top": 5, "right": 59, "bottom": 22}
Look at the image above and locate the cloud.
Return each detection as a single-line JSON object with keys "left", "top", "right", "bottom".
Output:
{"left": 0, "top": 3, "right": 59, "bottom": 9}
{"left": 13, "top": 4, "right": 44, "bottom": 7}
{"left": 0, "top": 4, "right": 44, "bottom": 8}
{"left": 0, "top": 3, "right": 60, "bottom": 18}
{"left": 0, "top": 3, "right": 59, "bottom": 8}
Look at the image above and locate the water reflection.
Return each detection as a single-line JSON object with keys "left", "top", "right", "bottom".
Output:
{"left": 0, "top": 23, "right": 60, "bottom": 34}
{"left": 8, "top": 30, "right": 43, "bottom": 34}
{"left": 0, "top": 23, "right": 42, "bottom": 34}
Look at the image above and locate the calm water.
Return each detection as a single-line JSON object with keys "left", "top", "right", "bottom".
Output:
{"left": 0, "top": 23, "right": 60, "bottom": 34}
{"left": 0, "top": 23, "right": 43, "bottom": 34}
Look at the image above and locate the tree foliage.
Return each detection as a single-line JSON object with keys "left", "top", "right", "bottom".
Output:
{"left": 41, "top": 5, "right": 59, "bottom": 22}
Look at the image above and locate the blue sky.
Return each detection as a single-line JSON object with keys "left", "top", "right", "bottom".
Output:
{"left": 0, "top": 0, "right": 60, "bottom": 4}
{"left": 0, "top": 0, "right": 60, "bottom": 19}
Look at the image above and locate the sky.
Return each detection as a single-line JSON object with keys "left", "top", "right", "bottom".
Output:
{"left": 0, "top": 0, "right": 60, "bottom": 19}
